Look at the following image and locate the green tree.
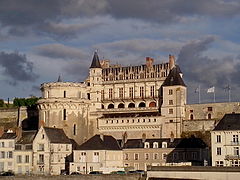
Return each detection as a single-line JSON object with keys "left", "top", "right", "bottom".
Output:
{"left": 0, "top": 99, "right": 4, "bottom": 107}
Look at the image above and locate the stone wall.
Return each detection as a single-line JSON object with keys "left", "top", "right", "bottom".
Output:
{"left": 0, "top": 174, "right": 141, "bottom": 180}
{"left": 0, "top": 107, "right": 37, "bottom": 130}
{"left": 182, "top": 119, "right": 216, "bottom": 132}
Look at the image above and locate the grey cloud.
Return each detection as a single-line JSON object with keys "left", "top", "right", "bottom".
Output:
{"left": 1, "top": 0, "right": 240, "bottom": 38}
{"left": 178, "top": 36, "right": 238, "bottom": 88}
{"left": 0, "top": 51, "right": 38, "bottom": 84}
{"left": 96, "top": 39, "right": 183, "bottom": 54}
{"left": 35, "top": 44, "right": 88, "bottom": 60}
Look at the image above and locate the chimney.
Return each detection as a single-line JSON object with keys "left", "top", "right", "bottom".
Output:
{"left": 146, "top": 57, "right": 154, "bottom": 68}
{"left": 169, "top": 54, "right": 175, "bottom": 70}
{"left": 0, "top": 126, "right": 4, "bottom": 137}
{"left": 100, "top": 133, "right": 104, "bottom": 141}
{"left": 16, "top": 127, "right": 22, "bottom": 141}
{"left": 170, "top": 131, "right": 174, "bottom": 143}
{"left": 142, "top": 133, "right": 146, "bottom": 143}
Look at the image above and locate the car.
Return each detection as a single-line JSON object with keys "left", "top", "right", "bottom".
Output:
{"left": 135, "top": 170, "right": 145, "bottom": 175}
{"left": 0, "top": 171, "right": 15, "bottom": 176}
{"left": 89, "top": 171, "right": 102, "bottom": 174}
{"left": 70, "top": 172, "right": 81, "bottom": 175}
{"left": 116, "top": 171, "right": 126, "bottom": 174}
{"left": 128, "top": 170, "right": 137, "bottom": 174}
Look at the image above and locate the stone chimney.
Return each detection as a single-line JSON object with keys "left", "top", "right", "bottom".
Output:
{"left": 100, "top": 60, "right": 110, "bottom": 68}
{"left": 15, "top": 126, "right": 22, "bottom": 141}
{"left": 146, "top": 57, "right": 154, "bottom": 68}
{"left": 170, "top": 131, "right": 174, "bottom": 143}
{"left": 169, "top": 54, "right": 175, "bottom": 70}
{"left": 100, "top": 133, "right": 104, "bottom": 141}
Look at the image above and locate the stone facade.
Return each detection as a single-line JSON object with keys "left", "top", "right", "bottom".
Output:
{"left": 37, "top": 52, "right": 240, "bottom": 145}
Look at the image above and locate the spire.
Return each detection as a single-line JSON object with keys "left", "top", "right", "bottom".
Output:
{"left": 57, "top": 75, "right": 62, "bottom": 82}
{"left": 90, "top": 51, "right": 101, "bottom": 68}
{"left": 162, "top": 66, "right": 186, "bottom": 87}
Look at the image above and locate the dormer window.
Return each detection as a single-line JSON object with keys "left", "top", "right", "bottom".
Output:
{"left": 153, "top": 142, "right": 158, "bottom": 148}
{"left": 162, "top": 142, "right": 167, "bottom": 148}
{"left": 144, "top": 142, "right": 150, "bottom": 148}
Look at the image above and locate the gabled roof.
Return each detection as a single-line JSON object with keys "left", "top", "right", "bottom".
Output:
{"left": 162, "top": 65, "right": 186, "bottom": 87}
{"left": 120, "top": 138, "right": 207, "bottom": 149}
{"left": 78, "top": 134, "right": 121, "bottom": 150}
{"left": 16, "top": 131, "right": 37, "bottom": 144}
{"left": 90, "top": 52, "right": 101, "bottom": 68}
{"left": 213, "top": 113, "right": 240, "bottom": 131}
{"left": 43, "top": 127, "right": 71, "bottom": 144}
{"left": 0, "top": 133, "right": 16, "bottom": 139}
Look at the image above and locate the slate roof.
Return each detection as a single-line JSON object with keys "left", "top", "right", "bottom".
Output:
{"left": 120, "top": 138, "right": 207, "bottom": 149}
{"left": 16, "top": 131, "right": 37, "bottom": 144}
{"left": 162, "top": 65, "right": 186, "bottom": 87}
{"left": 0, "top": 133, "right": 17, "bottom": 139}
{"left": 43, "top": 127, "right": 71, "bottom": 144}
{"left": 78, "top": 134, "right": 121, "bottom": 150}
{"left": 90, "top": 52, "right": 101, "bottom": 68}
{"left": 213, "top": 113, "right": 240, "bottom": 131}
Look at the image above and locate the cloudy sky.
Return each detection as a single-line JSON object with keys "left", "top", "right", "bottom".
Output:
{"left": 0, "top": 0, "right": 240, "bottom": 104}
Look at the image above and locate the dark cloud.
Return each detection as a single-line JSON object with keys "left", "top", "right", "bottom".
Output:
{"left": 0, "top": 0, "right": 240, "bottom": 38}
{"left": 0, "top": 51, "right": 38, "bottom": 84}
{"left": 35, "top": 44, "right": 88, "bottom": 60}
{"left": 177, "top": 37, "right": 240, "bottom": 103}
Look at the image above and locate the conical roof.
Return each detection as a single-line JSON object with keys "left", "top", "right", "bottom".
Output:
{"left": 90, "top": 52, "right": 101, "bottom": 68}
{"left": 162, "top": 66, "right": 186, "bottom": 87}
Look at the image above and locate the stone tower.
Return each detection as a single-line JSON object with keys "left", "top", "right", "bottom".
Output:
{"left": 160, "top": 55, "right": 187, "bottom": 138}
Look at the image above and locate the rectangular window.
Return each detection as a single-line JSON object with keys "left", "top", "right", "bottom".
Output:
{"left": 216, "top": 135, "right": 221, "bottom": 143}
{"left": 153, "top": 153, "right": 158, "bottom": 160}
{"left": 169, "top": 100, "right": 173, "bottom": 105}
{"left": 216, "top": 147, "right": 221, "bottom": 155}
{"left": 169, "top": 108, "right": 173, "bottom": 114}
{"left": 93, "top": 152, "right": 99, "bottom": 162}
{"left": 162, "top": 153, "right": 167, "bottom": 160}
{"left": 109, "top": 88, "right": 113, "bottom": 99}
{"left": 101, "top": 90, "right": 104, "bottom": 100}
{"left": 25, "top": 155, "right": 29, "bottom": 163}
{"left": 0, "top": 151, "right": 5, "bottom": 159}
{"left": 63, "top": 109, "right": 67, "bottom": 120}
{"left": 208, "top": 107, "right": 213, "bottom": 111}
{"left": 129, "top": 87, "right": 134, "bottom": 98}
{"left": 234, "top": 147, "right": 239, "bottom": 156}
{"left": 140, "top": 87, "right": 144, "bottom": 98}
{"left": 8, "top": 151, "right": 13, "bottom": 158}
{"left": 125, "top": 153, "right": 129, "bottom": 160}
{"left": 119, "top": 88, "right": 124, "bottom": 99}
{"left": 1, "top": 142, "right": 4, "bottom": 147}
{"left": 17, "top": 155, "right": 22, "bottom": 163}
{"left": 150, "top": 86, "right": 155, "bottom": 97}
{"left": 169, "top": 89, "right": 173, "bottom": 95}
{"left": 134, "top": 153, "right": 139, "bottom": 160}
{"left": 233, "top": 135, "right": 239, "bottom": 143}
{"left": 63, "top": 91, "right": 66, "bottom": 98}
{"left": 38, "top": 144, "right": 44, "bottom": 151}
{"left": 216, "top": 161, "right": 224, "bottom": 167}
{"left": 39, "top": 154, "right": 44, "bottom": 163}
{"left": 145, "top": 153, "right": 149, "bottom": 160}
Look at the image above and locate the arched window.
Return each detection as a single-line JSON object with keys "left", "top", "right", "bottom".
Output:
{"left": 153, "top": 142, "right": 158, "bottom": 148}
{"left": 190, "top": 114, "right": 194, "bottom": 120}
{"left": 119, "top": 74, "right": 123, "bottom": 80}
{"left": 118, "top": 103, "right": 125, "bottom": 108}
{"left": 149, "top": 102, "right": 156, "bottom": 107}
{"left": 108, "top": 104, "right": 114, "bottom": 109}
{"left": 162, "top": 142, "right": 167, "bottom": 148}
{"left": 101, "top": 104, "right": 104, "bottom": 109}
{"left": 128, "top": 103, "right": 135, "bottom": 108}
{"left": 208, "top": 113, "right": 212, "bottom": 119}
{"left": 144, "top": 142, "right": 150, "bottom": 148}
{"left": 140, "top": 73, "right": 144, "bottom": 79}
{"left": 139, "top": 102, "right": 146, "bottom": 108}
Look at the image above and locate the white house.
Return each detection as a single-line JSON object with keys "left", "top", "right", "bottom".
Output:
{"left": 211, "top": 113, "right": 240, "bottom": 166}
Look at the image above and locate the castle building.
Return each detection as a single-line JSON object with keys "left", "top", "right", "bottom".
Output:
{"left": 38, "top": 53, "right": 187, "bottom": 144}
{"left": 37, "top": 52, "right": 240, "bottom": 145}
